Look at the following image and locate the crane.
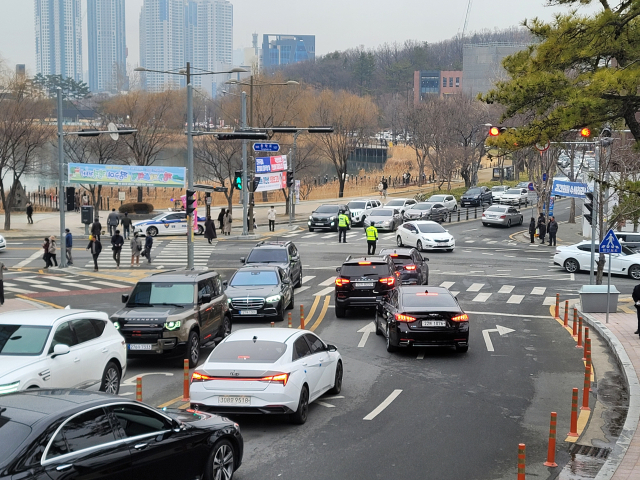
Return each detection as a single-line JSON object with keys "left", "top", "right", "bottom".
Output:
{"left": 462, "top": 0, "right": 473, "bottom": 39}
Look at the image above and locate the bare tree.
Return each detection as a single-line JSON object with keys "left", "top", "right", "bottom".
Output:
{"left": 194, "top": 136, "right": 242, "bottom": 214}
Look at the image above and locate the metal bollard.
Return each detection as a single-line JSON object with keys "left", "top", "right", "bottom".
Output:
{"left": 568, "top": 388, "right": 579, "bottom": 437}
{"left": 466, "top": 209, "right": 469, "bottom": 220}
{"left": 182, "top": 359, "right": 189, "bottom": 402}
{"left": 448, "top": 212, "right": 451, "bottom": 223}
{"left": 581, "top": 365, "right": 591, "bottom": 411}
{"left": 474, "top": 208, "right": 477, "bottom": 219}
{"left": 457, "top": 209, "right": 460, "bottom": 221}
{"left": 543, "top": 412, "right": 558, "bottom": 467}
{"left": 271, "top": 322, "right": 274, "bottom": 328}
{"left": 518, "top": 444, "right": 526, "bottom": 480}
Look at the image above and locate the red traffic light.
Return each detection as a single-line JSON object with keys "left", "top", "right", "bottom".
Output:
{"left": 489, "top": 126, "right": 506, "bottom": 136}
{"left": 580, "top": 127, "right": 591, "bottom": 137}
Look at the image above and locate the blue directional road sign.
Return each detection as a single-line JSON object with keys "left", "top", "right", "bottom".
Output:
{"left": 599, "top": 229, "right": 622, "bottom": 254}
{"left": 253, "top": 143, "right": 280, "bottom": 152}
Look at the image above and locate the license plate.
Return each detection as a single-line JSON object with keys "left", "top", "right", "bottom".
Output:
{"left": 218, "top": 395, "right": 251, "bottom": 405}
{"left": 356, "top": 282, "right": 374, "bottom": 287}
{"left": 129, "top": 344, "right": 153, "bottom": 350}
{"left": 422, "top": 320, "right": 446, "bottom": 327}
{"left": 240, "top": 310, "right": 257, "bottom": 315}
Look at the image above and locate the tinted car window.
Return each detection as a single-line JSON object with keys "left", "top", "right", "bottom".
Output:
{"left": 48, "top": 322, "right": 77, "bottom": 353}
{"left": 230, "top": 270, "right": 279, "bottom": 286}
{"left": 91, "top": 320, "right": 106, "bottom": 336}
{"left": 401, "top": 292, "right": 459, "bottom": 308}
{"left": 208, "top": 340, "right": 287, "bottom": 363}
{"left": 246, "top": 248, "right": 288, "bottom": 264}
{"left": 340, "top": 263, "right": 390, "bottom": 277}
{"left": 389, "top": 256, "right": 413, "bottom": 266}
{"left": 348, "top": 201, "right": 366, "bottom": 209}
{"left": 293, "top": 337, "right": 311, "bottom": 360}
{"left": 198, "top": 279, "right": 214, "bottom": 302}
{"left": 315, "top": 205, "right": 339, "bottom": 213}
{"left": 129, "top": 282, "right": 194, "bottom": 306}
{"left": 0, "top": 325, "right": 51, "bottom": 356}
{"left": 304, "top": 334, "right": 325, "bottom": 354}
{"left": 465, "top": 188, "right": 481, "bottom": 194}
{"left": 417, "top": 224, "right": 446, "bottom": 234}
{"left": 370, "top": 209, "right": 393, "bottom": 216}
{"left": 0, "top": 420, "right": 31, "bottom": 460}
{"left": 486, "top": 206, "right": 507, "bottom": 213}
{"left": 49, "top": 408, "right": 116, "bottom": 458}
{"left": 385, "top": 200, "right": 405, "bottom": 207}
{"left": 72, "top": 319, "right": 99, "bottom": 344}
{"left": 110, "top": 405, "right": 170, "bottom": 438}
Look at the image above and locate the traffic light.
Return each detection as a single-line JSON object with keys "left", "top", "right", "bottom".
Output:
{"left": 584, "top": 192, "right": 595, "bottom": 225}
{"left": 580, "top": 127, "right": 592, "bottom": 138}
{"left": 185, "top": 190, "right": 196, "bottom": 216}
{"left": 286, "top": 170, "right": 294, "bottom": 188}
{"left": 488, "top": 126, "right": 507, "bottom": 136}
{"left": 234, "top": 170, "right": 243, "bottom": 190}
{"left": 249, "top": 176, "right": 260, "bottom": 193}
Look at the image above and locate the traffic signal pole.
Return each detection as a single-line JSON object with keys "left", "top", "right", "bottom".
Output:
{"left": 186, "top": 64, "right": 195, "bottom": 269}
{"left": 241, "top": 92, "right": 249, "bottom": 236}
{"left": 589, "top": 144, "right": 599, "bottom": 285}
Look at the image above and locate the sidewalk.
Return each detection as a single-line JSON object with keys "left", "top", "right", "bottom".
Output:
{"left": 0, "top": 297, "right": 51, "bottom": 312}
{"left": 512, "top": 209, "right": 585, "bottom": 246}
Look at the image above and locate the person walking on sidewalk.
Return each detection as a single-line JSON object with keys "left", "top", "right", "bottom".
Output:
{"left": 537, "top": 214, "right": 547, "bottom": 244}
{"left": 366, "top": 221, "right": 379, "bottom": 254}
{"left": 111, "top": 229, "right": 124, "bottom": 269}
{"left": 633, "top": 283, "right": 640, "bottom": 336}
{"left": 223, "top": 210, "right": 232, "bottom": 236}
{"left": 91, "top": 217, "right": 102, "bottom": 241}
{"left": 26, "top": 202, "right": 33, "bottom": 224}
{"left": 143, "top": 233, "right": 153, "bottom": 264}
{"left": 528, "top": 218, "right": 536, "bottom": 244}
{"left": 0, "top": 261, "right": 7, "bottom": 305}
{"left": 107, "top": 208, "right": 120, "bottom": 236}
{"left": 48, "top": 236, "right": 58, "bottom": 267}
{"left": 547, "top": 216, "right": 558, "bottom": 246}
{"left": 338, "top": 209, "right": 350, "bottom": 243}
{"left": 42, "top": 237, "right": 50, "bottom": 269}
{"left": 87, "top": 235, "right": 102, "bottom": 272}
{"left": 204, "top": 216, "right": 217, "bottom": 244}
{"left": 65, "top": 228, "right": 73, "bottom": 265}
{"left": 267, "top": 206, "right": 276, "bottom": 232}
{"left": 131, "top": 233, "right": 142, "bottom": 267}
{"left": 218, "top": 208, "right": 226, "bottom": 231}
{"left": 120, "top": 212, "right": 132, "bottom": 239}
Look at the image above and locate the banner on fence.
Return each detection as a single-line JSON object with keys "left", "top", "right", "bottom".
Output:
{"left": 255, "top": 171, "right": 287, "bottom": 192}
{"left": 68, "top": 163, "right": 186, "bottom": 188}
{"left": 551, "top": 179, "right": 589, "bottom": 198}
{"left": 255, "top": 155, "right": 287, "bottom": 174}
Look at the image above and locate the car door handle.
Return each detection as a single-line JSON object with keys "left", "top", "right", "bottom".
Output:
{"left": 56, "top": 464, "right": 73, "bottom": 472}
{"left": 101, "top": 347, "right": 108, "bottom": 353}
{"left": 134, "top": 443, "right": 148, "bottom": 450}
{"left": 73, "top": 357, "right": 80, "bottom": 363}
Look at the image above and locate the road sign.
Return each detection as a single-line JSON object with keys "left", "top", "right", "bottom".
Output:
{"left": 527, "top": 191, "right": 537, "bottom": 203}
{"left": 599, "top": 229, "right": 622, "bottom": 254}
{"left": 535, "top": 140, "right": 550, "bottom": 152}
{"left": 543, "top": 173, "right": 547, "bottom": 182}
{"left": 253, "top": 143, "right": 280, "bottom": 152}
{"left": 527, "top": 182, "right": 534, "bottom": 191}
{"left": 108, "top": 122, "right": 119, "bottom": 141}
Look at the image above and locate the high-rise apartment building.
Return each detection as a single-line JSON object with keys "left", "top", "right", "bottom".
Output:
{"left": 262, "top": 35, "right": 315, "bottom": 69}
{"left": 34, "top": 0, "right": 83, "bottom": 82}
{"left": 88, "top": 0, "right": 127, "bottom": 93}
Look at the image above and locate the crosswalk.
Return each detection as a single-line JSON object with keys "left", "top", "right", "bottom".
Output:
{"left": 5, "top": 274, "right": 132, "bottom": 295}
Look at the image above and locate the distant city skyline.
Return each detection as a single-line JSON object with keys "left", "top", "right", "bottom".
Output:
{"left": 88, "top": 0, "right": 127, "bottom": 92}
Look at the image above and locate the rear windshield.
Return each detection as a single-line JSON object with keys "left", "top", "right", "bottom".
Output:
{"left": 385, "top": 200, "right": 404, "bottom": 206}
{"left": 402, "top": 292, "right": 459, "bottom": 308}
{"left": 466, "top": 188, "right": 481, "bottom": 194}
{"left": 506, "top": 189, "right": 523, "bottom": 194}
{"left": 341, "top": 264, "right": 389, "bottom": 277}
{"left": 370, "top": 209, "right": 393, "bottom": 217}
{"left": 429, "top": 196, "right": 445, "bottom": 202}
{"left": 315, "top": 205, "right": 339, "bottom": 213}
{"left": 491, "top": 187, "right": 505, "bottom": 192}
{"left": 0, "top": 325, "right": 51, "bottom": 356}
{"left": 246, "top": 248, "right": 288, "bottom": 264}
{"left": 390, "top": 257, "right": 412, "bottom": 266}
{"left": 231, "top": 271, "right": 278, "bottom": 286}
{"left": 208, "top": 340, "right": 287, "bottom": 363}
{"left": 0, "top": 420, "right": 31, "bottom": 460}
{"left": 485, "top": 206, "right": 507, "bottom": 213}
{"left": 348, "top": 201, "right": 366, "bottom": 209}
{"left": 413, "top": 203, "right": 434, "bottom": 210}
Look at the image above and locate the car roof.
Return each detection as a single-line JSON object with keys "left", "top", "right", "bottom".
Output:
{"left": 0, "top": 309, "right": 108, "bottom": 326}
{"left": 410, "top": 220, "right": 442, "bottom": 226}
{"left": 370, "top": 208, "right": 395, "bottom": 213}
{"left": 343, "top": 255, "right": 389, "bottom": 264}
{"left": 253, "top": 241, "right": 291, "bottom": 248}
{"left": 237, "top": 264, "right": 281, "bottom": 272}
{"left": 379, "top": 247, "right": 416, "bottom": 257}
{"left": 386, "top": 198, "right": 411, "bottom": 202}
{"left": 224, "top": 327, "right": 302, "bottom": 343}
{"left": 141, "top": 269, "right": 218, "bottom": 283}
{"left": 400, "top": 286, "right": 452, "bottom": 295}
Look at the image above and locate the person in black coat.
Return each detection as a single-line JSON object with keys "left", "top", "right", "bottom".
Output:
{"left": 217, "top": 208, "right": 226, "bottom": 231}
{"left": 528, "top": 218, "right": 536, "bottom": 244}
{"left": 204, "top": 216, "right": 217, "bottom": 244}
{"left": 86, "top": 235, "right": 102, "bottom": 272}
{"left": 633, "top": 283, "right": 640, "bottom": 336}
{"left": 547, "top": 216, "right": 559, "bottom": 246}
{"left": 537, "top": 214, "right": 547, "bottom": 244}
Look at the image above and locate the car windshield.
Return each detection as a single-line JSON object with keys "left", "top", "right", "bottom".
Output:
{"left": 370, "top": 209, "right": 393, "bottom": 217}
{"left": 348, "top": 201, "right": 366, "bottom": 209}
{"left": 429, "top": 195, "right": 446, "bottom": 202}
{"left": 246, "top": 248, "right": 289, "bottom": 264}
{"left": 128, "top": 282, "right": 194, "bottom": 306}
{"left": 0, "top": 421, "right": 31, "bottom": 460}
{"left": 413, "top": 203, "right": 434, "bottom": 210}
{"left": 340, "top": 264, "right": 388, "bottom": 277}
{"left": 151, "top": 213, "right": 168, "bottom": 220}
{"left": 491, "top": 187, "right": 505, "bottom": 192}
{"left": 315, "top": 205, "right": 339, "bottom": 213}
{"left": 417, "top": 223, "right": 447, "bottom": 234}
{"left": 0, "top": 325, "right": 51, "bottom": 356}
{"left": 390, "top": 256, "right": 413, "bottom": 266}
{"left": 208, "top": 340, "right": 287, "bottom": 363}
{"left": 385, "top": 200, "right": 405, "bottom": 207}
{"left": 486, "top": 206, "right": 507, "bottom": 213}
{"left": 402, "top": 292, "right": 459, "bottom": 308}
{"left": 505, "top": 189, "right": 522, "bottom": 194}
{"left": 231, "top": 270, "right": 279, "bottom": 286}
{"left": 465, "top": 188, "right": 481, "bottom": 194}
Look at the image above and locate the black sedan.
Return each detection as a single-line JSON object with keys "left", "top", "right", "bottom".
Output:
{"left": 375, "top": 286, "right": 469, "bottom": 353}
{"left": 379, "top": 247, "right": 429, "bottom": 285}
{"left": 0, "top": 390, "right": 243, "bottom": 480}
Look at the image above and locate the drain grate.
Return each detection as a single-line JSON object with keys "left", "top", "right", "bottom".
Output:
{"left": 568, "top": 444, "right": 611, "bottom": 459}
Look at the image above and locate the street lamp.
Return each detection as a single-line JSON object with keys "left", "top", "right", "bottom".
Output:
{"left": 134, "top": 64, "right": 247, "bottom": 269}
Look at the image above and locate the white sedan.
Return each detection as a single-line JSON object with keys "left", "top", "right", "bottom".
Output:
{"left": 133, "top": 211, "right": 206, "bottom": 237}
{"left": 0, "top": 309, "right": 127, "bottom": 395}
{"left": 189, "top": 328, "right": 343, "bottom": 424}
{"left": 553, "top": 241, "right": 640, "bottom": 280}
{"left": 396, "top": 220, "right": 455, "bottom": 252}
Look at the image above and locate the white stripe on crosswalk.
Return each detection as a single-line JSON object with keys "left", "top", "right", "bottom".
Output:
{"left": 301, "top": 276, "right": 315, "bottom": 284}
{"left": 319, "top": 276, "right": 336, "bottom": 286}
{"left": 440, "top": 281, "right": 455, "bottom": 289}
{"left": 302, "top": 233, "right": 316, "bottom": 239}
{"left": 507, "top": 295, "right": 524, "bottom": 304}
{"left": 467, "top": 283, "right": 484, "bottom": 292}
{"left": 322, "top": 233, "right": 334, "bottom": 239}
{"left": 498, "top": 285, "right": 514, "bottom": 294}
{"left": 450, "top": 291, "right": 460, "bottom": 297}
{"left": 91, "top": 280, "right": 133, "bottom": 289}
{"left": 5, "top": 287, "right": 36, "bottom": 294}
{"left": 296, "top": 286, "right": 311, "bottom": 294}
{"left": 14, "top": 251, "right": 45, "bottom": 268}
{"left": 531, "top": 287, "right": 546, "bottom": 295}
{"left": 314, "top": 286, "right": 334, "bottom": 296}
{"left": 14, "top": 278, "right": 48, "bottom": 285}
{"left": 31, "top": 284, "right": 69, "bottom": 292}
{"left": 59, "top": 283, "right": 102, "bottom": 290}
{"left": 542, "top": 296, "right": 556, "bottom": 305}
{"left": 472, "top": 292, "right": 491, "bottom": 302}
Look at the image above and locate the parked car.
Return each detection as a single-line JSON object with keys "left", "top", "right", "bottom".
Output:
{"left": 482, "top": 205, "right": 524, "bottom": 227}
{"left": 190, "top": 328, "right": 342, "bottom": 425}
{"left": 0, "top": 390, "right": 243, "bottom": 480}
{"left": 404, "top": 202, "right": 448, "bottom": 222}
{"left": 426, "top": 194, "right": 457, "bottom": 212}
{"left": 515, "top": 181, "right": 530, "bottom": 189}
{"left": 396, "top": 221, "right": 455, "bottom": 252}
{"left": 363, "top": 208, "right": 403, "bottom": 231}
{"left": 347, "top": 199, "right": 380, "bottom": 226}
{"left": 460, "top": 186, "right": 492, "bottom": 208}
{"left": 384, "top": 198, "right": 417, "bottom": 215}
{"left": 553, "top": 241, "right": 640, "bottom": 279}
{"left": 490, "top": 185, "right": 510, "bottom": 201}
{"left": 379, "top": 247, "right": 429, "bottom": 285}
{"left": 500, "top": 188, "right": 529, "bottom": 206}
{"left": 0, "top": 310, "right": 126, "bottom": 395}
{"left": 616, "top": 232, "right": 640, "bottom": 253}
{"left": 241, "top": 240, "right": 302, "bottom": 288}
{"left": 308, "top": 204, "right": 351, "bottom": 232}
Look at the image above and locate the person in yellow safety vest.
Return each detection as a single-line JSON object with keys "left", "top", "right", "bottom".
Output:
{"left": 338, "top": 210, "right": 350, "bottom": 243}
{"left": 366, "top": 221, "right": 379, "bottom": 255}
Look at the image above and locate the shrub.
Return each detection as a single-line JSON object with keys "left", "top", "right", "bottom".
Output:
{"left": 118, "top": 202, "right": 155, "bottom": 214}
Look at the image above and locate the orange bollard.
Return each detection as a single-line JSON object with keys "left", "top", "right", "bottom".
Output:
{"left": 568, "top": 388, "right": 579, "bottom": 437}
{"left": 136, "top": 376, "right": 142, "bottom": 402}
{"left": 300, "top": 304, "right": 305, "bottom": 329}
{"left": 573, "top": 314, "right": 579, "bottom": 337}
{"left": 585, "top": 338, "right": 592, "bottom": 369}
{"left": 563, "top": 300, "right": 569, "bottom": 326}
{"left": 271, "top": 321, "right": 274, "bottom": 328}
{"left": 573, "top": 307, "right": 578, "bottom": 329}
{"left": 543, "top": 412, "right": 558, "bottom": 467}
{"left": 583, "top": 327, "right": 589, "bottom": 360}
{"left": 555, "top": 294, "right": 560, "bottom": 318}
{"left": 576, "top": 317, "right": 583, "bottom": 348}
{"left": 518, "top": 443, "right": 526, "bottom": 480}
{"left": 581, "top": 365, "right": 591, "bottom": 411}
{"left": 182, "top": 359, "right": 189, "bottom": 402}
{"left": 288, "top": 312, "right": 292, "bottom": 328}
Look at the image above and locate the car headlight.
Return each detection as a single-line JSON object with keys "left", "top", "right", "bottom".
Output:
{"left": 113, "top": 321, "right": 120, "bottom": 330}
{"left": 309, "top": 216, "right": 313, "bottom": 220}
{"left": 330, "top": 216, "right": 335, "bottom": 221}
{"left": 164, "top": 321, "right": 181, "bottom": 331}
{"left": 0, "top": 381, "right": 20, "bottom": 395}
{"left": 227, "top": 298, "right": 232, "bottom": 304}
{"left": 266, "top": 294, "right": 281, "bottom": 303}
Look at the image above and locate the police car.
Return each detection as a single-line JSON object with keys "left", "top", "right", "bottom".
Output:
{"left": 132, "top": 211, "right": 206, "bottom": 237}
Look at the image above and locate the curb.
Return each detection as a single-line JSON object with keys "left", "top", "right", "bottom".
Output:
{"left": 579, "top": 309, "right": 640, "bottom": 480}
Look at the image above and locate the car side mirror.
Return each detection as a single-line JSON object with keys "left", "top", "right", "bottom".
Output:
{"left": 291, "top": 255, "right": 299, "bottom": 262}
{"left": 122, "top": 294, "right": 129, "bottom": 304}
{"left": 52, "top": 344, "right": 70, "bottom": 358}
{"left": 201, "top": 293, "right": 212, "bottom": 304}
{"left": 172, "top": 419, "right": 184, "bottom": 433}
{"left": 240, "top": 257, "right": 246, "bottom": 263}
{"left": 282, "top": 277, "right": 291, "bottom": 284}
{"left": 336, "top": 267, "right": 341, "bottom": 273}
{"left": 222, "top": 280, "right": 228, "bottom": 289}
{"left": 326, "top": 344, "right": 338, "bottom": 352}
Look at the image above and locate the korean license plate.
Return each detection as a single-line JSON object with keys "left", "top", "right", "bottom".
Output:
{"left": 129, "top": 344, "right": 153, "bottom": 350}
{"left": 240, "top": 310, "right": 257, "bottom": 315}
{"left": 421, "top": 320, "right": 446, "bottom": 327}
{"left": 218, "top": 395, "right": 251, "bottom": 405}
{"left": 356, "top": 282, "right": 374, "bottom": 287}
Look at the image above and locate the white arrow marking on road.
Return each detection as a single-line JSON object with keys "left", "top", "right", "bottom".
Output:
{"left": 482, "top": 325, "right": 515, "bottom": 352}
{"left": 357, "top": 322, "right": 377, "bottom": 348}
{"left": 121, "top": 372, "right": 174, "bottom": 387}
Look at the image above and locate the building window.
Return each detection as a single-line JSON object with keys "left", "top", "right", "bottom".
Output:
{"left": 449, "top": 77, "right": 453, "bottom": 87}
{"left": 442, "top": 77, "right": 446, "bottom": 88}
{"left": 455, "top": 77, "right": 460, "bottom": 87}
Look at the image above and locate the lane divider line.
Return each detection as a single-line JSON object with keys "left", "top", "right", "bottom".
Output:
{"left": 16, "top": 294, "right": 63, "bottom": 309}
{"left": 310, "top": 296, "right": 331, "bottom": 332}
{"left": 300, "top": 296, "right": 321, "bottom": 329}
{"left": 363, "top": 389, "right": 403, "bottom": 421}
{"left": 157, "top": 395, "right": 185, "bottom": 409}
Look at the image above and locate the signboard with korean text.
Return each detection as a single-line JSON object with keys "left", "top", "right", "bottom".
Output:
{"left": 68, "top": 164, "right": 186, "bottom": 188}
{"left": 255, "top": 155, "right": 288, "bottom": 174}
{"left": 551, "top": 179, "right": 589, "bottom": 198}
{"left": 255, "top": 171, "right": 287, "bottom": 192}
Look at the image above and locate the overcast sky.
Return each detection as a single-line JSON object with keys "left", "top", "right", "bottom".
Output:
{"left": 0, "top": 0, "right": 598, "bottom": 75}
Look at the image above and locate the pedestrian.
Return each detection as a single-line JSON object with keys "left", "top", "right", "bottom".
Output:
{"left": 537, "top": 214, "right": 547, "bottom": 244}
{"left": 48, "top": 236, "right": 58, "bottom": 267}
{"left": 91, "top": 217, "right": 102, "bottom": 241}
{"left": 120, "top": 212, "right": 132, "bottom": 240}
{"left": 381, "top": 177, "right": 388, "bottom": 199}
{"left": 528, "top": 218, "right": 536, "bottom": 244}
{"left": 633, "top": 282, "right": 640, "bottom": 336}
{"left": 0, "top": 260, "right": 7, "bottom": 305}
{"left": 547, "top": 216, "right": 558, "bottom": 246}
{"left": 366, "top": 221, "right": 378, "bottom": 255}
{"left": 223, "top": 210, "right": 232, "bottom": 236}
{"left": 338, "top": 209, "right": 350, "bottom": 243}
{"left": 218, "top": 208, "right": 226, "bottom": 231}
{"left": 65, "top": 228, "right": 73, "bottom": 265}
{"left": 267, "top": 205, "right": 276, "bottom": 232}
{"left": 86, "top": 235, "right": 102, "bottom": 272}
{"left": 107, "top": 208, "right": 119, "bottom": 236}
{"left": 42, "top": 237, "right": 50, "bottom": 269}
{"left": 144, "top": 233, "right": 153, "bottom": 264}
{"left": 131, "top": 233, "right": 142, "bottom": 267}
{"left": 204, "top": 216, "right": 217, "bottom": 244}
{"left": 111, "top": 229, "right": 124, "bottom": 269}
{"left": 26, "top": 202, "right": 33, "bottom": 224}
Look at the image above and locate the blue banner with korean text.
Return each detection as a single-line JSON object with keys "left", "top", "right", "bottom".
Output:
{"left": 551, "top": 179, "right": 589, "bottom": 198}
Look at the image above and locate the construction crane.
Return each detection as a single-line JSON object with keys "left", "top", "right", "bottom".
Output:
{"left": 462, "top": 0, "right": 473, "bottom": 39}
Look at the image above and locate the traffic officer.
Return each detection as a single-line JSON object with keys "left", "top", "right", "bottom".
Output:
{"left": 366, "top": 221, "right": 378, "bottom": 254}
{"left": 338, "top": 209, "right": 350, "bottom": 243}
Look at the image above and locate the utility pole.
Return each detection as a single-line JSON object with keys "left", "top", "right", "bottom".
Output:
{"left": 241, "top": 92, "right": 249, "bottom": 236}
{"left": 57, "top": 88, "right": 67, "bottom": 268}
{"left": 186, "top": 62, "right": 195, "bottom": 269}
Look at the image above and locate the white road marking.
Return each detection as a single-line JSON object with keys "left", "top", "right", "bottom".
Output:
{"left": 531, "top": 287, "right": 546, "bottom": 295}
{"left": 14, "top": 251, "right": 45, "bottom": 268}
{"left": 440, "top": 281, "right": 455, "bottom": 289}
{"left": 323, "top": 395, "right": 345, "bottom": 400}
{"left": 524, "top": 268, "right": 538, "bottom": 271}
{"left": 316, "top": 401, "right": 335, "bottom": 408}
{"left": 14, "top": 278, "right": 48, "bottom": 285}
{"left": 302, "top": 233, "right": 317, "bottom": 239}
{"left": 464, "top": 240, "right": 475, "bottom": 243}
{"left": 5, "top": 287, "right": 36, "bottom": 294}
{"left": 450, "top": 291, "right": 460, "bottom": 297}
{"left": 467, "top": 283, "right": 484, "bottom": 292}
{"left": 296, "top": 286, "right": 311, "bottom": 294}
{"left": 497, "top": 270, "right": 511, "bottom": 272}
{"left": 481, "top": 253, "right": 494, "bottom": 256}
{"left": 472, "top": 293, "right": 492, "bottom": 302}
{"left": 416, "top": 350, "right": 425, "bottom": 360}
{"left": 542, "top": 296, "right": 556, "bottom": 305}
{"left": 301, "top": 276, "right": 315, "bottom": 284}
{"left": 319, "top": 276, "right": 336, "bottom": 286}
{"left": 59, "top": 283, "right": 102, "bottom": 290}
{"left": 363, "top": 389, "right": 403, "bottom": 421}
{"left": 466, "top": 311, "right": 550, "bottom": 319}
{"left": 357, "top": 322, "right": 376, "bottom": 347}
{"left": 314, "top": 287, "right": 334, "bottom": 296}
{"left": 498, "top": 285, "right": 514, "bottom": 294}
{"left": 507, "top": 295, "right": 524, "bottom": 304}
{"left": 482, "top": 325, "right": 515, "bottom": 352}
{"left": 30, "top": 284, "right": 69, "bottom": 292}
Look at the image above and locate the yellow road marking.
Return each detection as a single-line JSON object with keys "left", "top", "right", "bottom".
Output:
{"left": 301, "top": 296, "right": 321, "bottom": 328}
{"left": 16, "top": 295, "right": 63, "bottom": 309}
{"left": 178, "top": 402, "right": 190, "bottom": 409}
{"left": 565, "top": 410, "right": 590, "bottom": 442}
{"left": 310, "top": 296, "right": 331, "bottom": 332}
{"left": 156, "top": 395, "right": 185, "bottom": 409}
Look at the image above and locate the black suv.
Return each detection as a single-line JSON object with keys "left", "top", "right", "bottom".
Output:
{"left": 334, "top": 255, "right": 398, "bottom": 317}
{"left": 379, "top": 247, "right": 429, "bottom": 285}
{"left": 460, "top": 186, "right": 492, "bottom": 208}
{"left": 241, "top": 240, "right": 302, "bottom": 287}
{"left": 308, "top": 204, "right": 351, "bottom": 232}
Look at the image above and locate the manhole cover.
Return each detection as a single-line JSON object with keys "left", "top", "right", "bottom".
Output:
{"left": 568, "top": 444, "right": 611, "bottom": 459}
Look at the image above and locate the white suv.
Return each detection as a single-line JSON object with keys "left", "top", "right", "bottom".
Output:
{"left": 347, "top": 199, "right": 380, "bottom": 226}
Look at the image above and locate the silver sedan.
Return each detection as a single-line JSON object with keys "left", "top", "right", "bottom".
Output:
{"left": 481, "top": 205, "right": 523, "bottom": 227}
{"left": 363, "top": 208, "right": 403, "bottom": 231}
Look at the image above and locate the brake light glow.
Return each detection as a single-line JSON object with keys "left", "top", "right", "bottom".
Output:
{"left": 379, "top": 276, "right": 396, "bottom": 286}
{"left": 191, "top": 371, "right": 214, "bottom": 382}
{"left": 260, "top": 373, "right": 289, "bottom": 386}
{"left": 390, "top": 254, "right": 398, "bottom": 257}
{"left": 335, "top": 277, "right": 350, "bottom": 287}
{"left": 395, "top": 313, "right": 416, "bottom": 322}
{"left": 358, "top": 261, "right": 372, "bottom": 265}
{"left": 405, "top": 265, "right": 416, "bottom": 271}
{"left": 500, "top": 215, "right": 506, "bottom": 219}
{"left": 191, "top": 372, "right": 290, "bottom": 385}
{"left": 451, "top": 313, "right": 469, "bottom": 322}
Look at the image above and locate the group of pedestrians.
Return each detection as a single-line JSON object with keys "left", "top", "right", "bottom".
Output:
{"left": 528, "top": 213, "right": 559, "bottom": 246}
{"left": 217, "top": 208, "right": 232, "bottom": 236}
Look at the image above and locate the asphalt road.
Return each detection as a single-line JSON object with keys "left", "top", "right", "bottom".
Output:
{"left": 1, "top": 198, "right": 629, "bottom": 480}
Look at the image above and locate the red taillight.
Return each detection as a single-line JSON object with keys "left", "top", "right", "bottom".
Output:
{"left": 191, "top": 372, "right": 289, "bottom": 386}
{"left": 358, "top": 261, "right": 371, "bottom": 265}
{"left": 405, "top": 265, "right": 416, "bottom": 271}
{"left": 499, "top": 215, "right": 506, "bottom": 219}
{"left": 379, "top": 276, "right": 396, "bottom": 286}
{"left": 191, "top": 371, "right": 214, "bottom": 382}
{"left": 395, "top": 313, "right": 416, "bottom": 322}
{"left": 451, "top": 313, "right": 469, "bottom": 322}
{"left": 335, "top": 277, "right": 350, "bottom": 287}
{"left": 482, "top": 213, "right": 486, "bottom": 217}
{"left": 390, "top": 254, "right": 398, "bottom": 257}
{"left": 261, "top": 373, "right": 289, "bottom": 386}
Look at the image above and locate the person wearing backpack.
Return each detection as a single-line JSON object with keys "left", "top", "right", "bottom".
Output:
{"left": 131, "top": 233, "right": 142, "bottom": 268}
{"left": 144, "top": 233, "right": 153, "bottom": 264}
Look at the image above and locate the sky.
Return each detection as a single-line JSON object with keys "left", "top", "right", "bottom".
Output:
{"left": 0, "top": 0, "right": 599, "bottom": 76}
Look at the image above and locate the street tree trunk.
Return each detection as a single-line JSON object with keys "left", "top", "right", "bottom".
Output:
{"left": 569, "top": 198, "right": 576, "bottom": 224}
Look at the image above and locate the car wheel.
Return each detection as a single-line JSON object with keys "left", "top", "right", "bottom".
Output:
{"left": 397, "top": 236, "right": 403, "bottom": 247}
{"left": 483, "top": 222, "right": 489, "bottom": 227}
{"left": 217, "top": 315, "right": 232, "bottom": 341}
{"left": 564, "top": 258, "right": 580, "bottom": 274}
{"left": 287, "top": 290, "right": 295, "bottom": 310}
{"left": 328, "top": 361, "right": 343, "bottom": 395}
{"left": 416, "top": 240, "right": 423, "bottom": 251}
{"left": 386, "top": 324, "right": 397, "bottom": 353}
{"left": 455, "top": 344, "right": 469, "bottom": 353}
{"left": 507, "top": 219, "right": 512, "bottom": 228}
{"left": 295, "top": 271, "right": 303, "bottom": 288}
{"left": 205, "top": 439, "right": 236, "bottom": 480}
{"left": 519, "top": 216, "right": 523, "bottom": 225}
{"left": 308, "top": 228, "right": 314, "bottom": 232}
{"left": 186, "top": 330, "right": 200, "bottom": 368}
{"left": 335, "top": 304, "right": 346, "bottom": 318}
{"left": 375, "top": 309, "right": 382, "bottom": 336}
{"left": 289, "top": 385, "right": 309, "bottom": 425}
{"left": 275, "top": 303, "right": 285, "bottom": 322}
{"left": 629, "top": 265, "right": 640, "bottom": 280}
{"left": 147, "top": 226, "right": 158, "bottom": 237}
{"left": 99, "top": 361, "right": 121, "bottom": 395}
{"left": 453, "top": 205, "right": 457, "bottom": 212}
{"left": 197, "top": 225, "right": 204, "bottom": 235}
